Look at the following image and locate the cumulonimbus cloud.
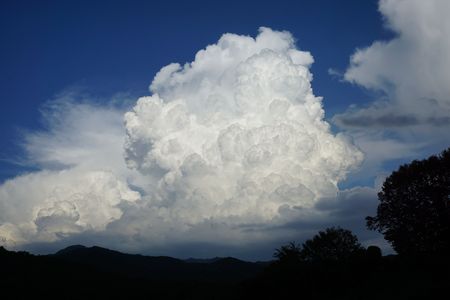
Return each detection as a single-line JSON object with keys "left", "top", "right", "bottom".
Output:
{"left": 0, "top": 27, "right": 363, "bottom": 252}
{"left": 124, "top": 27, "right": 363, "bottom": 225}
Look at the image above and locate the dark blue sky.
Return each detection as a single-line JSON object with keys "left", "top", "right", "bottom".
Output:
{"left": 0, "top": 0, "right": 391, "bottom": 181}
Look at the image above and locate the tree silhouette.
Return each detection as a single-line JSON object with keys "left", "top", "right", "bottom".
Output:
{"left": 301, "top": 227, "right": 363, "bottom": 262}
{"left": 273, "top": 242, "right": 302, "bottom": 264}
{"left": 366, "top": 245, "right": 382, "bottom": 260}
{"left": 367, "top": 148, "right": 450, "bottom": 255}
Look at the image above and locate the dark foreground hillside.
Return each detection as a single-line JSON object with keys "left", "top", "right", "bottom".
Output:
{"left": 1, "top": 245, "right": 449, "bottom": 299}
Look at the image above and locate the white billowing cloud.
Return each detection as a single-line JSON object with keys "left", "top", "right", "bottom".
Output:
{"left": 0, "top": 96, "right": 140, "bottom": 246}
{"left": 336, "top": 0, "right": 450, "bottom": 129}
{"left": 124, "top": 27, "right": 363, "bottom": 226}
{"left": 0, "top": 169, "right": 139, "bottom": 245}
{"left": 1, "top": 28, "right": 364, "bottom": 253}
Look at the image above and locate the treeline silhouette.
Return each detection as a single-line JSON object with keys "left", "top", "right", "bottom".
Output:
{"left": 1, "top": 148, "right": 449, "bottom": 299}
{"left": 243, "top": 227, "right": 449, "bottom": 299}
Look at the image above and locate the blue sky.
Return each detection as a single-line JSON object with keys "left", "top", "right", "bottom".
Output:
{"left": 1, "top": 0, "right": 449, "bottom": 259}
{"left": 0, "top": 0, "right": 390, "bottom": 181}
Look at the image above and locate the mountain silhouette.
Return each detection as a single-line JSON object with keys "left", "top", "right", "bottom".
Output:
{"left": 0, "top": 244, "right": 266, "bottom": 299}
{"left": 51, "top": 244, "right": 265, "bottom": 282}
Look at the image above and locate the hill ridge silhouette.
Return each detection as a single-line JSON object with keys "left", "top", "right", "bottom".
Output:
{"left": 1, "top": 244, "right": 265, "bottom": 282}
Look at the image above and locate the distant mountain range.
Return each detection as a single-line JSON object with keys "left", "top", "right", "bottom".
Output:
{"left": 2, "top": 244, "right": 268, "bottom": 282}
{"left": 0, "top": 244, "right": 269, "bottom": 299}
